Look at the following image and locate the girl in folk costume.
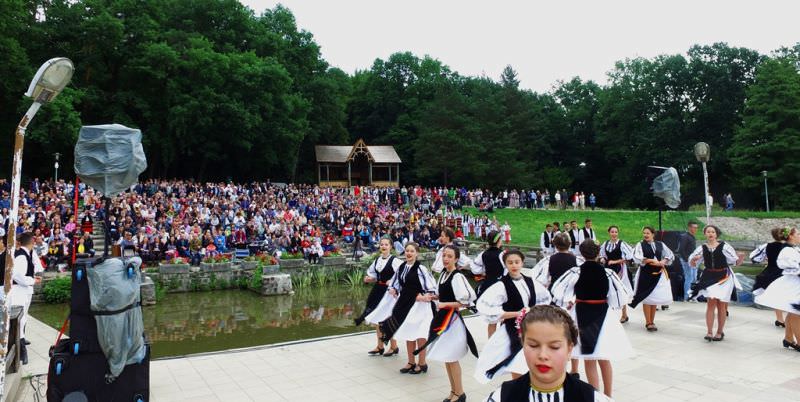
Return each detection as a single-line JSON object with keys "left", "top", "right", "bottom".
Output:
{"left": 599, "top": 226, "right": 634, "bottom": 323}
{"left": 358, "top": 236, "right": 404, "bottom": 356}
{"left": 484, "top": 306, "right": 614, "bottom": 402}
{"left": 379, "top": 242, "right": 438, "bottom": 374}
{"left": 687, "top": 225, "right": 742, "bottom": 341}
{"left": 471, "top": 231, "right": 507, "bottom": 338}
{"left": 629, "top": 226, "right": 675, "bottom": 332}
{"left": 755, "top": 227, "right": 800, "bottom": 351}
{"left": 502, "top": 221, "right": 512, "bottom": 243}
{"left": 551, "top": 240, "right": 635, "bottom": 398}
{"left": 415, "top": 245, "right": 478, "bottom": 402}
{"left": 474, "top": 250, "right": 552, "bottom": 384}
{"left": 432, "top": 228, "right": 471, "bottom": 274}
{"left": 750, "top": 228, "right": 791, "bottom": 329}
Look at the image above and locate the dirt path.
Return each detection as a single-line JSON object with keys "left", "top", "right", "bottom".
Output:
{"left": 699, "top": 216, "right": 800, "bottom": 242}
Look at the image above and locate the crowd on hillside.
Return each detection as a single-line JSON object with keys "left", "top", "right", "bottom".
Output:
{"left": 0, "top": 178, "right": 597, "bottom": 268}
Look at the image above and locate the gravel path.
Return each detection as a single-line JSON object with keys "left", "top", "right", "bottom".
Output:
{"left": 699, "top": 217, "right": 800, "bottom": 242}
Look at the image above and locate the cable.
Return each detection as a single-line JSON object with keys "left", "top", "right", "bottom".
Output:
{"left": 28, "top": 373, "right": 47, "bottom": 402}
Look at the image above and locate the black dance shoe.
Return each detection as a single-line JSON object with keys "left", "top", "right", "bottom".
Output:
{"left": 399, "top": 363, "right": 416, "bottom": 373}
{"left": 775, "top": 320, "right": 786, "bottom": 328}
{"left": 367, "top": 348, "right": 384, "bottom": 356}
{"left": 782, "top": 339, "right": 796, "bottom": 348}
{"left": 409, "top": 364, "right": 428, "bottom": 374}
{"left": 383, "top": 347, "right": 399, "bottom": 357}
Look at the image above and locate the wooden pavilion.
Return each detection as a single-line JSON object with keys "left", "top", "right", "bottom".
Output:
{"left": 314, "top": 139, "right": 401, "bottom": 187}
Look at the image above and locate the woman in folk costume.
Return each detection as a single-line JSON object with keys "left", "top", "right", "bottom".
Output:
{"left": 416, "top": 245, "right": 478, "bottom": 402}
{"left": 502, "top": 221, "right": 512, "bottom": 243}
{"left": 755, "top": 227, "right": 800, "bottom": 351}
{"left": 687, "top": 225, "right": 742, "bottom": 341}
{"left": 599, "top": 226, "right": 634, "bottom": 323}
{"left": 750, "top": 228, "right": 791, "bottom": 330}
{"left": 433, "top": 227, "right": 471, "bottom": 274}
{"left": 531, "top": 233, "right": 583, "bottom": 289}
{"left": 551, "top": 240, "right": 634, "bottom": 398}
{"left": 358, "top": 236, "right": 404, "bottom": 356}
{"left": 379, "top": 242, "right": 438, "bottom": 374}
{"left": 470, "top": 231, "right": 507, "bottom": 338}
{"left": 629, "top": 226, "right": 675, "bottom": 332}
{"left": 474, "top": 250, "right": 552, "bottom": 384}
{"left": 484, "top": 306, "right": 614, "bottom": 402}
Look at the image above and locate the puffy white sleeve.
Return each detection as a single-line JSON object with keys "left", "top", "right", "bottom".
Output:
{"left": 533, "top": 279, "right": 552, "bottom": 306}
{"left": 418, "top": 265, "right": 438, "bottom": 293}
{"left": 599, "top": 241, "right": 610, "bottom": 262}
{"left": 632, "top": 242, "right": 645, "bottom": 266}
{"left": 530, "top": 255, "right": 551, "bottom": 287}
{"left": 431, "top": 249, "right": 444, "bottom": 273}
{"left": 470, "top": 251, "right": 486, "bottom": 275}
{"left": 540, "top": 233, "right": 548, "bottom": 251}
{"left": 777, "top": 247, "right": 800, "bottom": 275}
{"left": 620, "top": 241, "right": 634, "bottom": 261}
{"left": 458, "top": 252, "right": 472, "bottom": 270}
{"left": 750, "top": 243, "right": 768, "bottom": 263}
{"left": 722, "top": 243, "right": 739, "bottom": 266}
{"left": 12, "top": 255, "right": 35, "bottom": 287}
{"left": 391, "top": 257, "right": 404, "bottom": 271}
{"left": 607, "top": 268, "right": 633, "bottom": 309}
{"left": 687, "top": 246, "right": 704, "bottom": 268}
{"left": 661, "top": 243, "right": 675, "bottom": 265}
{"left": 366, "top": 258, "right": 379, "bottom": 279}
{"left": 32, "top": 249, "right": 45, "bottom": 273}
{"left": 550, "top": 267, "right": 580, "bottom": 308}
{"left": 476, "top": 281, "right": 508, "bottom": 324}
{"left": 452, "top": 272, "right": 477, "bottom": 306}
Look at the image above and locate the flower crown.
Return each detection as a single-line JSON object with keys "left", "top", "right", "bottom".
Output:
{"left": 783, "top": 227, "right": 794, "bottom": 239}
{"left": 515, "top": 308, "right": 528, "bottom": 336}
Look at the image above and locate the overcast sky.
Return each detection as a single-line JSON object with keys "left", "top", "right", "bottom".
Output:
{"left": 240, "top": 0, "right": 800, "bottom": 92}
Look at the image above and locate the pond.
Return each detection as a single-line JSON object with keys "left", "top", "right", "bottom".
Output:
{"left": 30, "top": 286, "right": 371, "bottom": 359}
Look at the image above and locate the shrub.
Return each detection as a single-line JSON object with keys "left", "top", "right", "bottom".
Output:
{"left": 202, "top": 255, "right": 231, "bottom": 264}
{"left": 42, "top": 277, "right": 71, "bottom": 304}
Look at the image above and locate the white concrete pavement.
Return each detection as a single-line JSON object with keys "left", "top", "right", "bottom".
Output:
{"left": 18, "top": 302, "right": 800, "bottom": 402}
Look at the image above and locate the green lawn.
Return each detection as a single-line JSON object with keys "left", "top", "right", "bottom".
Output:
{"left": 460, "top": 207, "right": 796, "bottom": 246}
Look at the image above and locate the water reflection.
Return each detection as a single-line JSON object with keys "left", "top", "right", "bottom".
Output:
{"left": 30, "top": 287, "right": 369, "bottom": 358}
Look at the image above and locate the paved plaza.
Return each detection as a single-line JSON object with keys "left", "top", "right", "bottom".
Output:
{"left": 17, "top": 302, "right": 800, "bottom": 402}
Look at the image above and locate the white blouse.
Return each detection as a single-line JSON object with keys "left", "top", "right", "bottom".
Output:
{"left": 476, "top": 277, "right": 552, "bottom": 324}
{"left": 437, "top": 270, "right": 477, "bottom": 306}
{"left": 749, "top": 242, "right": 769, "bottom": 263}
{"left": 485, "top": 386, "right": 613, "bottom": 402}
{"left": 390, "top": 262, "right": 437, "bottom": 294}
{"left": 632, "top": 241, "right": 675, "bottom": 266}
{"left": 366, "top": 255, "right": 404, "bottom": 280}
{"left": 599, "top": 240, "right": 634, "bottom": 267}
{"left": 432, "top": 245, "right": 472, "bottom": 273}
{"left": 777, "top": 246, "right": 800, "bottom": 275}
{"left": 687, "top": 243, "right": 739, "bottom": 269}
{"left": 550, "top": 267, "right": 633, "bottom": 310}
{"left": 470, "top": 250, "right": 507, "bottom": 276}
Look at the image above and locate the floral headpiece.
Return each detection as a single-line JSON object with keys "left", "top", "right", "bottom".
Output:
{"left": 515, "top": 308, "right": 528, "bottom": 336}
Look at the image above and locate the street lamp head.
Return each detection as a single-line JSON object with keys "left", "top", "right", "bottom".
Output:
{"left": 761, "top": 170, "right": 768, "bottom": 178}
{"left": 693, "top": 142, "right": 711, "bottom": 163}
{"left": 25, "top": 58, "right": 74, "bottom": 103}
{"left": 578, "top": 162, "right": 587, "bottom": 168}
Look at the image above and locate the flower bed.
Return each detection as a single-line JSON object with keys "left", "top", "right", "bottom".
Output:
{"left": 159, "top": 257, "right": 191, "bottom": 274}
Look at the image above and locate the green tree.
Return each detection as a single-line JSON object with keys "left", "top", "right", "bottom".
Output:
{"left": 729, "top": 58, "right": 800, "bottom": 210}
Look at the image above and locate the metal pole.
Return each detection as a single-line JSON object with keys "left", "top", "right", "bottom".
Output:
{"left": 702, "top": 161, "right": 710, "bottom": 223}
{"left": 764, "top": 175, "right": 770, "bottom": 213}
{"left": 2, "top": 102, "right": 41, "bottom": 396}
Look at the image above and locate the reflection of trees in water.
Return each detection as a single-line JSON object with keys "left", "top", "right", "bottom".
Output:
{"left": 144, "top": 288, "right": 365, "bottom": 342}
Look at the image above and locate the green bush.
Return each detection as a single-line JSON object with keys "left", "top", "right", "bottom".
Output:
{"left": 42, "top": 277, "right": 71, "bottom": 304}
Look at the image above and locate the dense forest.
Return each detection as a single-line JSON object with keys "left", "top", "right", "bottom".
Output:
{"left": 1, "top": 0, "right": 798, "bottom": 209}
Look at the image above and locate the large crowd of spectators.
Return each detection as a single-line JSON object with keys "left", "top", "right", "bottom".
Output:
{"left": 0, "top": 178, "right": 593, "bottom": 268}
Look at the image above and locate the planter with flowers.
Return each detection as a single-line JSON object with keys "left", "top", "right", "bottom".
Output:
{"left": 242, "top": 254, "right": 280, "bottom": 274}
{"left": 320, "top": 250, "right": 346, "bottom": 266}
{"left": 159, "top": 257, "right": 191, "bottom": 274}
{"left": 200, "top": 255, "right": 233, "bottom": 273}
{"left": 278, "top": 252, "right": 306, "bottom": 269}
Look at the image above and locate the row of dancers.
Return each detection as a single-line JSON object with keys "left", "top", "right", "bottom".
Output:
{"left": 353, "top": 224, "right": 800, "bottom": 402}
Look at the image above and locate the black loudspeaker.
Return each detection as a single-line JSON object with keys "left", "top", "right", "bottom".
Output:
{"left": 71, "top": 257, "right": 104, "bottom": 316}
{"left": 47, "top": 341, "right": 150, "bottom": 402}
{"left": 65, "top": 314, "right": 103, "bottom": 356}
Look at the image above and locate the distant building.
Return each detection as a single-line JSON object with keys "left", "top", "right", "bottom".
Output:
{"left": 314, "top": 139, "right": 401, "bottom": 187}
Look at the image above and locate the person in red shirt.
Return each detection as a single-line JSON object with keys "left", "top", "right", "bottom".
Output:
{"left": 342, "top": 222, "right": 354, "bottom": 243}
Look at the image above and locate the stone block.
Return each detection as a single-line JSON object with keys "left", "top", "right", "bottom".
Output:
{"left": 141, "top": 276, "right": 156, "bottom": 306}
{"left": 199, "top": 262, "right": 232, "bottom": 273}
{"left": 258, "top": 273, "right": 293, "bottom": 296}
{"left": 321, "top": 256, "right": 347, "bottom": 266}
{"left": 279, "top": 258, "right": 306, "bottom": 269}
{"left": 159, "top": 263, "right": 190, "bottom": 274}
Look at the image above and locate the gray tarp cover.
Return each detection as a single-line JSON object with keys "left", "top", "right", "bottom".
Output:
{"left": 74, "top": 124, "right": 147, "bottom": 197}
{"left": 652, "top": 167, "right": 682, "bottom": 209}
{"left": 87, "top": 257, "right": 146, "bottom": 377}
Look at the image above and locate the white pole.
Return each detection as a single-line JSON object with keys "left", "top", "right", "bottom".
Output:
{"left": 1, "top": 101, "right": 42, "bottom": 399}
{"left": 764, "top": 175, "right": 770, "bottom": 213}
{"left": 702, "top": 161, "right": 710, "bottom": 223}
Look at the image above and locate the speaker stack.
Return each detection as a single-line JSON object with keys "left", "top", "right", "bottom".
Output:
{"left": 46, "top": 257, "right": 150, "bottom": 402}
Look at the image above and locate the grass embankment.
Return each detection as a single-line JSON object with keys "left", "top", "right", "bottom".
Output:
{"left": 461, "top": 207, "right": 796, "bottom": 246}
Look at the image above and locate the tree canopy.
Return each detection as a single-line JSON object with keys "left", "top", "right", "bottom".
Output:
{"left": 1, "top": 1, "right": 797, "bottom": 209}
